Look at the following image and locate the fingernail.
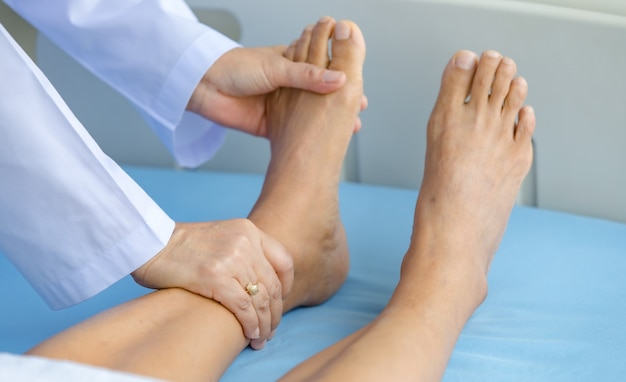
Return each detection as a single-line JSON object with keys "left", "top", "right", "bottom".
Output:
{"left": 252, "top": 328, "right": 260, "bottom": 339}
{"left": 455, "top": 51, "right": 476, "bottom": 70}
{"left": 334, "top": 21, "right": 351, "bottom": 40}
{"left": 323, "top": 70, "right": 344, "bottom": 83}
{"left": 269, "top": 329, "right": 277, "bottom": 341}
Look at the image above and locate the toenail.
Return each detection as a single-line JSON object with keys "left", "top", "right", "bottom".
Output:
{"left": 484, "top": 50, "right": 501, "bottom": 58}
{"left": 513, "top": 76, "right": 528, "bottom": 89}
{"left": 455, "top": 51, "right": 476, "bottom": 70}
{"left": 501, "top": 57, "right": 515, "bottom": 66}
{"left": 318, "top": 16, "right": 332, "bottom": 23}
{"left": 334, "top": 21, "right": 351, "bottom": 40}
{"left": 305, "top": 24, "right": 314, "bottom": 32}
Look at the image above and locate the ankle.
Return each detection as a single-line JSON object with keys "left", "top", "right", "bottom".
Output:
{"left": 400, "top": 236, "right": 490, "bottom": 311}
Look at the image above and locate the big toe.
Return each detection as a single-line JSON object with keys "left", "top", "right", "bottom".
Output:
{"left": 328, "top": 20, "right": 366, "bottom": 79}
{"left": 435, "top": 50, "right": 478, "bottom": 107}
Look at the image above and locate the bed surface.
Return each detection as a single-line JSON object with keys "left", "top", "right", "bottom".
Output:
{"left": 1, "top": 167, "right": 625, "bottom": 381}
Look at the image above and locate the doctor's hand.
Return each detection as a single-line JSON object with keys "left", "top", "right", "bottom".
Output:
{"left": 186, "top": 43, "right": 349, "bottom": 138}
{"left": 131, "top": 219, "right": 294, "bottom": 350}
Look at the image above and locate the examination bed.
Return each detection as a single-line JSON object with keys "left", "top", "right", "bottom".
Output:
{"left": 2, "top": 0, "right": 626, "bottom": 380}
{"left": 1, "top": 166, "right": 626, "bottom": 381}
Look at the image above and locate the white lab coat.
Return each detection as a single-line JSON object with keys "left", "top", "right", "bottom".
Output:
{"left": 0, "top": 352, "right": 161, "bottom": 382}
{"left": 0, "top": 0, "right": 239, "bottom": 309}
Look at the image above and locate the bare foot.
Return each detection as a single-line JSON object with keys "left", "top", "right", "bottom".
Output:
{"left": 402, "top": 50, "right": 536, "bottom": 307}
{"left": 248, "top": 18, "right": 366, "bottom": 311}
{"left": 279, "top": 51, "right": 535, "bottom": 382}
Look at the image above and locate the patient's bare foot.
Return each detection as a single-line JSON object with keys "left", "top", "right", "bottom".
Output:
{"left": 249, "top": 18, "right": 366, "bottom": 311}
{"left": 278, "top": 51, "right": 535, "bottom": 382}
{"left": 401, "top": 50, "right": 535, "bottom": 308}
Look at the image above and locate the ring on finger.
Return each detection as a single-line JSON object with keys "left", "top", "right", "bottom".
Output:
{"left": 245, "top": 282, "right": 260, "bottom": 296}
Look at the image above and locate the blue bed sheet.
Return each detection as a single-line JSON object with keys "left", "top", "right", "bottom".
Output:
{"left": 1, "top": 166, "right": 625, "bottom": 381}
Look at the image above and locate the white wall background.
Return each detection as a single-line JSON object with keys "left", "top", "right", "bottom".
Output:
{"left": 2, "top": 0, "right": 625, "bottom": 223}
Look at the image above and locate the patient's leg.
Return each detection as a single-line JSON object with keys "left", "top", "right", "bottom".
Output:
{"left": 27, "top": 17, "right": 366, "bottom": 382}
{"left": 280, "top": 51, "right": 535, "bottom": 381}
{"left": 28, "top": 289, "right": 246, "bottom": 381}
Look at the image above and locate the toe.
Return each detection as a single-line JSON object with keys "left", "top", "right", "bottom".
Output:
{"left": 307, "top": 16, "right": 335, "bottom": 67}
{"left": 284, "top": 40, "right": 298, "bottom": 61}
{"left": 294, "top": 24, "right": 314, "bottom": 63}
{"left": 490, "top": 57, "right": 517, "bottom": 108}
{"left": 469, "top": 50, "right": 502, "bottom": 106}
{"left": 328, "top": 20, "right": 367, "bottom": 78}
{"left": 503, "top": 77, "right": 528, "bottom": 123}
{"left": 435, "top": 50, "right": 478, "bottom": 107}
{"left": 514, "top": 105, "right": 536, "bottom": 142}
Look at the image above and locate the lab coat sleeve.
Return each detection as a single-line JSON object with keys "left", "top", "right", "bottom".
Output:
{"left": 0, "top": 25, "right": 175, "bottom": 309}
{"left": 4, "top": 0, "right": 241, "bottom": 167}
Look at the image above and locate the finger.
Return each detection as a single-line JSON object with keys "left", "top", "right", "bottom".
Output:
{"left": 214, "top": 278, "right": 260, "bottom": 341}
{"left": 249, "top": 338, "right": 267, "bottom": 350}
{"left": 259, "top": 230, "right": 294, "bottom": 299}
{"left": 273, "top": 59, "right": 346, "bottom": 94}
{"left": 235, "top": 240, "right": 275, "bottom": 344}
{"left": 248, "top": 282, "right": 271, "bottom": 350}
{"left": 274, "top": 38, "right": 347, "bottom": 93}
{"left": 274, "top": 23, "right": 345, "bottom": 93}
{"left": 252, "top": 250, "right": 284, "bottom": 334}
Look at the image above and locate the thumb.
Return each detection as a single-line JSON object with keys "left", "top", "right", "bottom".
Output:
{"left": 276, "top": 59, "right": 346, "bottom": 94}
{"left": 259, "top": 230, "right": 294, "bottom": 298}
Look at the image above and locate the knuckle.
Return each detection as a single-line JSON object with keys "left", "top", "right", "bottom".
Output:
{"left": 235, "top": 218, "right": 257, "bottom": 233}
{"left": 256, "top": 296, "right": 271, "bottom": 312}
{"left": 477, "top": 75, "right": 492, "bottom": 89}
{"left": 277, "top": 254, "right": 294, "bottom": 274}
{"left": 234, "top": 233, "right": 253, "bottom": 251}
{"left": 302, "top": 65, "right": 319, "bottom": 82}
{"left": 236, "top": 295, "right": 253, "bottom": 311}
{"left": 232, "top": 226, "right": 257, "bottom": 250}
{"left": 267, "top": 278, "right": 283, "bottom": 300}
{"left": 198, "top": 261, "right": 222, "bottom": 279}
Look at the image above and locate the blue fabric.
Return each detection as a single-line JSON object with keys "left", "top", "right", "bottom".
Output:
{"left": 1, "top": 166, "right": 625, "bottom": 381}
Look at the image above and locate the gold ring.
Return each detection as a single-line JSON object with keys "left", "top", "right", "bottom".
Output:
{"left": 246, "top": 282, "right": 260, "bottom": 296}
